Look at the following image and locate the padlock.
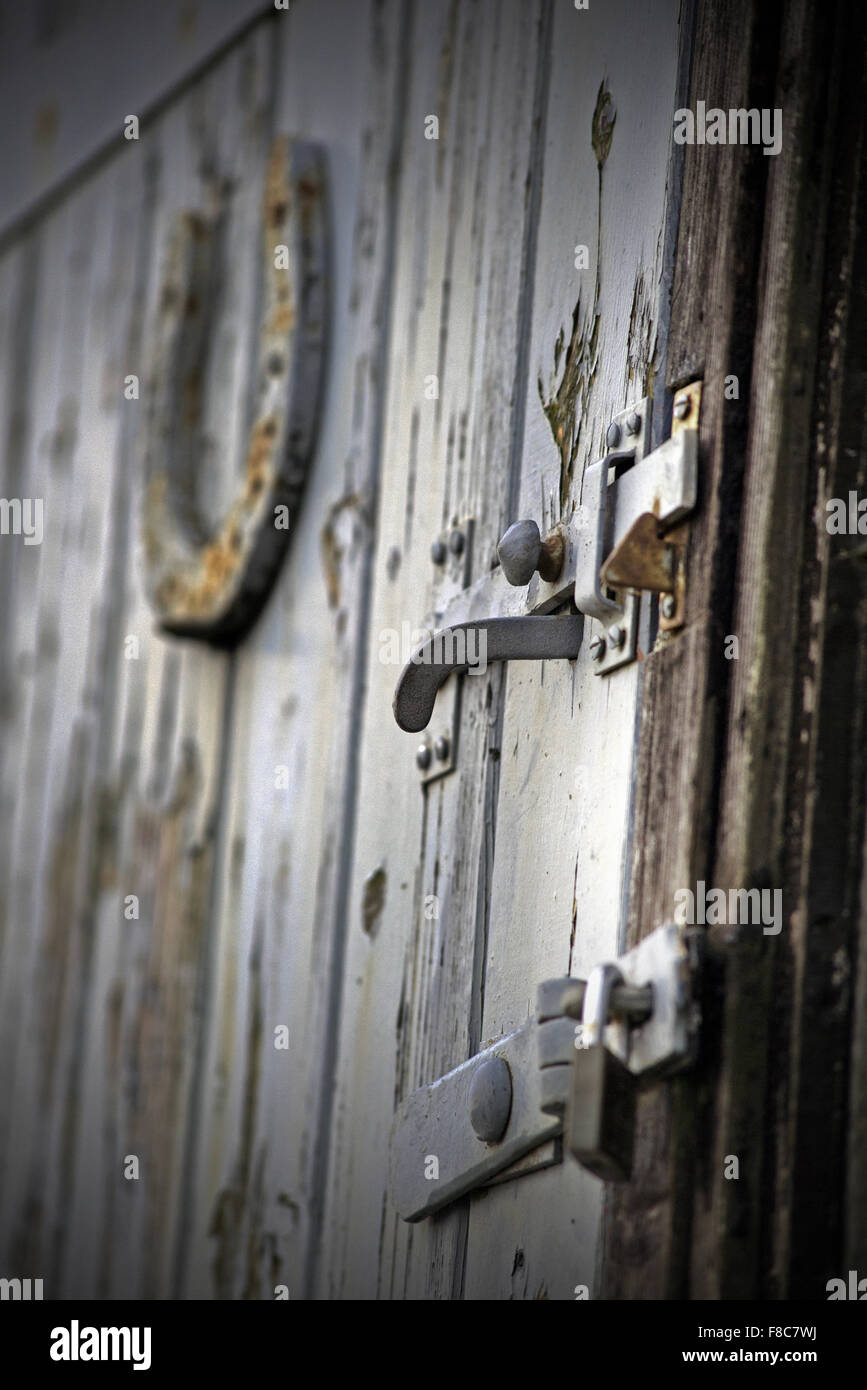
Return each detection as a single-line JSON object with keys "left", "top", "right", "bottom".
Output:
{"left": 567, "top": 961, "right": 636, "bottom": 1181}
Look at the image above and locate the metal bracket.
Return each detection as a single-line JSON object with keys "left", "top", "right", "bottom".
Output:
{"left": 604, "top": 922, "right": 703, "bottom": 1079}
{"left": 577, "top": 392, "right": 699, "bottom": 672}
{"left": 416, "top": 520, "right": 475, "bottom": 784}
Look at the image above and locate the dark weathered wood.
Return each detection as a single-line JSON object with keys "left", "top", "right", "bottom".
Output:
{"left": 605, "top": 0, "right": 867, "bottom": 1301}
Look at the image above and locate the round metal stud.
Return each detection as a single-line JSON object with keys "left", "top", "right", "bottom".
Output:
{"left": 625, "top": 411, "right": 641, "bottom": 435}
{"left": 416, "top": 743, "right": 432, "bottom": 771}
{"left": 468, "top": 1056, "right": 512, "bottom": 1143}
{"left": 448, "top": 528, "right": 465, "bottom": 556}
{"left": 589, "top": 635, "right": 606, "bottom": 662}
{"left": 498, "top": 519, "right": 541, "bottom": 586}
{"left": 606, "top": 421, "right": 622, "bottom": 449}
{"left": 430, "top": 539, "right": 447, "bottom": 565}
{"left": 434, "top": 734, "right": 450, "bottom": 762}
{"left": 609, "top": 624, "right": 625, "bottom": 648}
{"left": 661, "top": 594, "right": 677, "bottom": 619}
{"left": 673, "top": 394, "right": 691, "bottom": 420}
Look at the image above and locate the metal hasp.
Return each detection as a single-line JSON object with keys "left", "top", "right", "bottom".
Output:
{"left": 391, "top": 387, "right": 700, "bottom": 736}
{"left": 575, "top": 387, "right": 700, "bottom": 671}
{"left": 389, "top": 922, "right": 701, "bottom": 1220}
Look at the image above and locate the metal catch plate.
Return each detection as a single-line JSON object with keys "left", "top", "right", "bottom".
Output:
{"left": 605, "top": 922, "right": 702, "bottom": 1079}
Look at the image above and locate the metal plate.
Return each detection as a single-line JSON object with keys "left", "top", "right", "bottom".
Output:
{"left": 389, "top": 1020, "right": 563, "bottom": 1222}
{"left": 417, "top": 521, "right": 474, "bottom": 784}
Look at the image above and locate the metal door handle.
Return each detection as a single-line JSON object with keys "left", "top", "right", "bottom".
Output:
{"left": 392, "top": 615, "right": 583, "bottom": 733}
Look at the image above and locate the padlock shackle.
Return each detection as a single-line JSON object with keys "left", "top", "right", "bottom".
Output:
{"left": 582, "top": 962, "right": 625, "bottom": 1049}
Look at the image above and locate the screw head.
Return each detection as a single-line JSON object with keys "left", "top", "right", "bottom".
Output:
{"left": 606, "top": 421, "right": 622, "bottom": 449}
{"left": 673, "top": 394, "right": 691, "bottom": 420}
{"left": 416, "top": 743, "right": 432, "bottom": 771}
{"left": 661, "top": 594, "right": 677, "bottom": 619}
{"left": 468, "top": 1056, "right": 512, "bottom": 1143}
{"left": 625, "top": 411, "right": 641, "bottom": 436}
{"left": 609, "top": 624, "right": 625, "bottom": 648}
{"left": 589, "top": 635, "right": 606, "bottom": 662}
{"left": 430, "top": 539, "right": 447, "bottom": 565}
{"left": 448, "top": 528, "right": 465, "bottom": 555}
{"left": 434, "top": 734, "right": 450, "bottom": 762}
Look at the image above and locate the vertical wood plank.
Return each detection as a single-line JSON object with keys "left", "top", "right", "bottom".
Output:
{"left": 461, "top": 0, "right": 682, "bottom": 1301}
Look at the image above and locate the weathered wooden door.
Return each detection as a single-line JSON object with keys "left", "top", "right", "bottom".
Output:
{"left": 2, "top": 0, "right": 865, "bottom": 1307}
{"left": 314, "top": 0, "right": 686, "bottom": 1299}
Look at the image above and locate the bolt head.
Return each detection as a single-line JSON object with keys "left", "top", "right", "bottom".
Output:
{"left": 606, "top": 421, "right": 622, "bottom": 449}
{"left": 416, "top": 743, "right": 432, "bottom": 771}
{"left": 625, "top": 411, "right": 641, "bottom": 436}
{"left": 448, "top": 528, "right": 465, "bottom": 555}
{"left": 430, "top": 539, "right": 447, "bottom": 565}
{"left": 434, "top": 734, "right": 450, "bottom": 762}
{"left": 609, "top": 624, "right": 625, "bottom": 648}
{"left": 589, "top": 634, "right": 606, "bottom": 662}
{"left": 469, "top": 1057, "right": 512, "bottom": 1143}
{"left": 661, "top": 594, "right": 676, "bottom": 619}
{"left": 497, "top": 519, "right": 542, "bottom": 586}
{"left": 673, "top": 394, "right": 691, "bottom": 420}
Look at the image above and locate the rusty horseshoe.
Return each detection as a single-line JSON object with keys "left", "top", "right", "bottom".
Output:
{"left": 140, "top": 136, "right": 329, "bottom": 646}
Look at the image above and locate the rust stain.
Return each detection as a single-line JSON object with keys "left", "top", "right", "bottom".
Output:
{"left": 142, "top": 134, "right": 325, "bottom": 640}
{"left": 319, "top": 492, "right": 361, "bottom": 611}
{"left": 361, "top": 866, "right": 387, "bottom": 938}
{"left": 145, "top": 412, "right": 280, "bottom": 623}
{"left": 265, "top": 135, "right": 290, "bottom": 228}
{"left": 267, "top": 296, "right": 295, "bottom": 337}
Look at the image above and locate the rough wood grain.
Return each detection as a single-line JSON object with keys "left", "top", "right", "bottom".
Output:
{"left": 316, "top": 0, "right": 561, "bottom": 1300}
{"left": 605, "top": 0, "right": 867, "bottom": 1302}
{"left": 175, "top": 0, "right": 412, "bottom": 1301}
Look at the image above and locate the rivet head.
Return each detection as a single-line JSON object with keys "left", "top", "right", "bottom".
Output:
{"left": 468, "top": 1056, "right": 512, "bottom": 1143}
{"left": 434, "top": 734, "right": 450, "bottom": 761}
{"left": 606, "top": 421, "right": 622, "bottom": 448}
{"left": 448, "top": 528, "right": 465, "bottom": 555}
{"left": 661, "top": 594, "right": 677, "bottom": 619}
{"left": 589, "top": 635, "right": 606, "bottom": 662}
{"left": 430, "top": 539, "right": 447, "bottom": 565}
{"left": 609, "top": 624, "right": 625, "bottom": 648}
{"left": 625, "top": 411, "right": 641, "bottom": 436}
{"left": 416, "top": 743, "right": 432, "bottom": 770}
{"left": 673, "top": 394, "right": 691, "bottom": 420}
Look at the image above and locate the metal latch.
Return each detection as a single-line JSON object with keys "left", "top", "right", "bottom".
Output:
{"left": 389, "top": 922, "right": 701, "bottom": 1221}
{"left": 392, "top": 386, "right": 701, "bottom": 742}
